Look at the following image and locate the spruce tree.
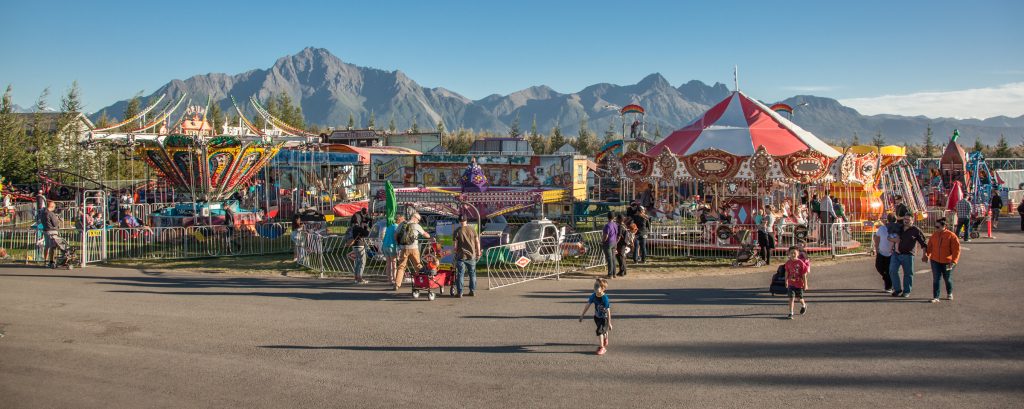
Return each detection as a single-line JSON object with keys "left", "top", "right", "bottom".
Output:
{"left": 530, "top": 115, "right": 538, "bottom": 137}
{"left": 30, "top": 88, "right": 55, "bottom": 177}
{"left": 436, "top": 120, "right": 445, "bottom": 134}
{"left": 654, "top": 124, "right": 662, "bottom": 139}
{"left": 994, "top": 134, "right": 1011, "bottom": 157}
{"left": 851, "top": 131, "right": 860, "bottom": 146}
{"left": 973, "top": 138, "right": 985, "bottom": 153}
{"left": 872, "top": 131, "right": 885, "bottom": 148}
{"left": 509, "top": 112, "right": 521, "bottom": 138}
{"left": 0, "top": 85, "right": 33, "bottom": 183}
{"left": 58, "top": 81, "right": 87, "bottom": 176}
{"left": 550, "top": 125, "right": 566, "bottom": 153}
{"left": 368, "top": 110, "right": 376, "bottom": 129}
{"left": 923, "top": 124, "right": 935, "bottom": 157}
{"left": 388, "top": 114, "right": 396, "bottom": 133}
{"left": 347, "top": 113, "right": 355, "bottom": 129}
{"left": 95, "top": 111, "right": 111, "bottom": 128}
{"left": 574, "top": 117, "right": 598, "bottom": 156}
{"left": 208, "top": 102, "right": 224, "bottom": 135}
{"left": 120, "top": 93, "right": 141, "bottom": 132}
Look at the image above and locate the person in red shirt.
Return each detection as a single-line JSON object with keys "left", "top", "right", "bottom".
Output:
{"left": 784, "top": 247, "right": 810, "bottom": 319}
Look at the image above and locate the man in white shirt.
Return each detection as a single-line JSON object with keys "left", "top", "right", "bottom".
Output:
{"left": 872, "top": 213, "right": 896, "bottom": 293}
{"left": 819, "top": 193, "right": 836, "bottom": 245}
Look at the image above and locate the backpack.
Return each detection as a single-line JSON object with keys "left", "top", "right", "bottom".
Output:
{"left": 622, "top": 229, "right": 636, "bottom": 247}
{"left": 396, "top": 223, "right": 416, "bottom": 246}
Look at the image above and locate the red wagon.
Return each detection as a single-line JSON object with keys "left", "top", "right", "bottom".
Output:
{"left": 411, "top": 239, "right": 457, "bottom": 300}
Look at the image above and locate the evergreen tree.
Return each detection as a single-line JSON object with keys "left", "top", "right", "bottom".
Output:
{"left": 208, "top": 102, "right": 224, "bottom": 135}
{"left": 530, "top": 115, "right": 538, "bottom": 137}
{"left": 923, "top": 124, "right": 935, "bottom": 157}
{"left": 120, "top": 93, "right": 142, "bottom": 132}
{"left": 509, "top": 112, "right": 521, "bottom": 138}
{"left": 436, "top": 120, "right": 445, "bottom": 134}
{"left": 973, "top": 138, "right": 985, "bottom": 153}
{"left": 994, "top": 134, "right": 1012, "bottom": 157}
{"left": 30, "top": 88, "right": 56, "bottom": 177}
{"left": 549, "top": 125, "right": 566, "bottom": 153}
{"left": 388, "top": 114, "right": 396, "bottom": 133}
{"left": 347, "top": 112, "right": 356, "bottom": 129}
{"left": 368, "top": 110, "right": 376, "bottom": 129}
{"left": 410, "top": 115, "right": 419, "bottom": 133}
{"left": 275, "top": 93, "right": 304, "bottom": 128}
{"left": 0, "top": 85, "right": 33, "bottom": 183}
{"left": 574, "top": 117, "right": 598, "bottom": 156}
{"left": 851, "top": 131, "right": 860, "bottom": 146}
{"left": 872, "top": 130, "right": 885, "bottom": 147}
{"left": 95, "top": 111, "right": 111, "bottom": 128}
{"left": 654, "top": 124, "right": 662, "bottom": 139}
{"left": 57, "top": 81, "right": 88, "bottom": 176}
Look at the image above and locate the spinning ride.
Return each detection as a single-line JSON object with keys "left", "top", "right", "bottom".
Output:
{"left": 87, "top": 94, "right": 310, "bottom": 227}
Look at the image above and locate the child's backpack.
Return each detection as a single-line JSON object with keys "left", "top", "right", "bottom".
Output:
{"left": 396, "top": 223, "right": 416, "bottom": 246}
{"left": 769, "top": 265, "right": 788, "bottom": 296}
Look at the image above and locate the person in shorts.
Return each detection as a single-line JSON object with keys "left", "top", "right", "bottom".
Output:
{"left": 784, "top": 247, "right": 809, "bottom": 319}
{"left": 579, "top": 278, "right": 612, "bottom": 355}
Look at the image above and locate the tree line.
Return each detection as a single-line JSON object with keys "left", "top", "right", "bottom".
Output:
{"left": 828, "top": 125, "right": 1024, "bottom": 160}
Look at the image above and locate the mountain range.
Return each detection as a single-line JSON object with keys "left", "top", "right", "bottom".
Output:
{"left": 91, "top": 47, "right": 1024, "bottom": 146}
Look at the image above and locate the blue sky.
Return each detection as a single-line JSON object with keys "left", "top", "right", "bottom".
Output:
{"left": 1, "top": 0, "right": 1021, "bottom": 118}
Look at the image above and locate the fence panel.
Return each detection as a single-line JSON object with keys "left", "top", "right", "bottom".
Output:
{"left": 484, "top": 236, "right": 563, "bottom": 290}
{"left": 560, "top": 231, "right": 606, "bottom": 273}
{"left": 830, "top": 221, "right": 874, "bottom": 258}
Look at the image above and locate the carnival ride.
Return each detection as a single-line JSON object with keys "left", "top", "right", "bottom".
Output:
{"left": 604, "top": 90, "right": 927, "bottom": 255}
{"left": 86, "top": 94, "right": 314, "bottom": 227}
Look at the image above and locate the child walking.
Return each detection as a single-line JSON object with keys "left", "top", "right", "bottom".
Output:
{"left": 784, "top": 247, "right": 810, "bottom": 319}
{"left": 579, "top": 278, "right": 612, "bottom": 355}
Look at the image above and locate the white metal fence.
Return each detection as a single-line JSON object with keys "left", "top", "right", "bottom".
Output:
{"left": 0, "top": 222, "right": 294, "bottom": 266}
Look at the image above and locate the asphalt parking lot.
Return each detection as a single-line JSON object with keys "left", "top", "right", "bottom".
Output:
{"left": 2, "top": 222, "right": 1022, "bottom": 408}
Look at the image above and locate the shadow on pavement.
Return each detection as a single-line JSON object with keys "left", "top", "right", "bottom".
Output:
{"left": 635, "top": 338, "right": 1024, "bottom": 361}
{"left": 524, "top": 287, "right": 899, "bottom": 306}
{"left": 259, "top": 343, "right": 594, "bottom": 355}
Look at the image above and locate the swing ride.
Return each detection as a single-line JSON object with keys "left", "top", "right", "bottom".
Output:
{"left": 86, "top": 94, "right": 312, "bottom": 227}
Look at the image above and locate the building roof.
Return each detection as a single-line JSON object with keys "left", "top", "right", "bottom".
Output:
{"left": 14, "top": 112, "right": 94, "bottom": 136}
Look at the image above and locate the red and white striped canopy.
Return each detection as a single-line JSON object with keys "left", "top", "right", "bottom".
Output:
{"left": 648, "top": 91, "right": 840, "bottom": 158}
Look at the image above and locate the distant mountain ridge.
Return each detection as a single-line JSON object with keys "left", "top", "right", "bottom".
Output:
{"left": 91, "top": 47, "right": 1024, "bottom": 146}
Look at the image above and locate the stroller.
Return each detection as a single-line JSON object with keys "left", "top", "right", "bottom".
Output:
{"left": 411, "top": 239, "right": 456, "bottom": 300}
{"left": 969, "top": 209, "right": 989, "bottom": 239}
{"left": 732, "top": 229, "right": 765, "bottom": 267}
{"left": 37, "top": 232, "right": 78, "bottom": 270}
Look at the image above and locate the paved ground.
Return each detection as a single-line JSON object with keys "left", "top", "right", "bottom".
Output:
{"left": 2, "top": 222, "right": 1023, "bottom": 408}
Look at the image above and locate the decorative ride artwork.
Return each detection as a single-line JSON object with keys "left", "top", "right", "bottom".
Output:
{"left": 621, "top": 151, "right": 653, "bottom": 180}
{"left": 656, "top": 148, "right": 678, "bottom": 179}
{"left": 682, "top": 149, "right": 743, "bottom": 182}
{"left": 779, "top": 149, "right": 833, "bottom": 183}
{"left": 748, "top": 146, "right": 774, "bottom": 181}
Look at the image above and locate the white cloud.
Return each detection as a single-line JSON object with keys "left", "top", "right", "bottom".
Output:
{"left": 840, "top": 83, "right": 1024, "bottom": 119}
{"left": 782, "top": 85, "right": 838, "bottom": 92}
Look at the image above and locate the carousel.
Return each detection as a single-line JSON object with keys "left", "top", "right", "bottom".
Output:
{"left": 610, "top": 90, "right": 925, "bottom": 253}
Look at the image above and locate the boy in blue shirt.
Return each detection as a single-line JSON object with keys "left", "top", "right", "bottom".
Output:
{"left": 579, "top": 278, "right": 612, "bottom": 355}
